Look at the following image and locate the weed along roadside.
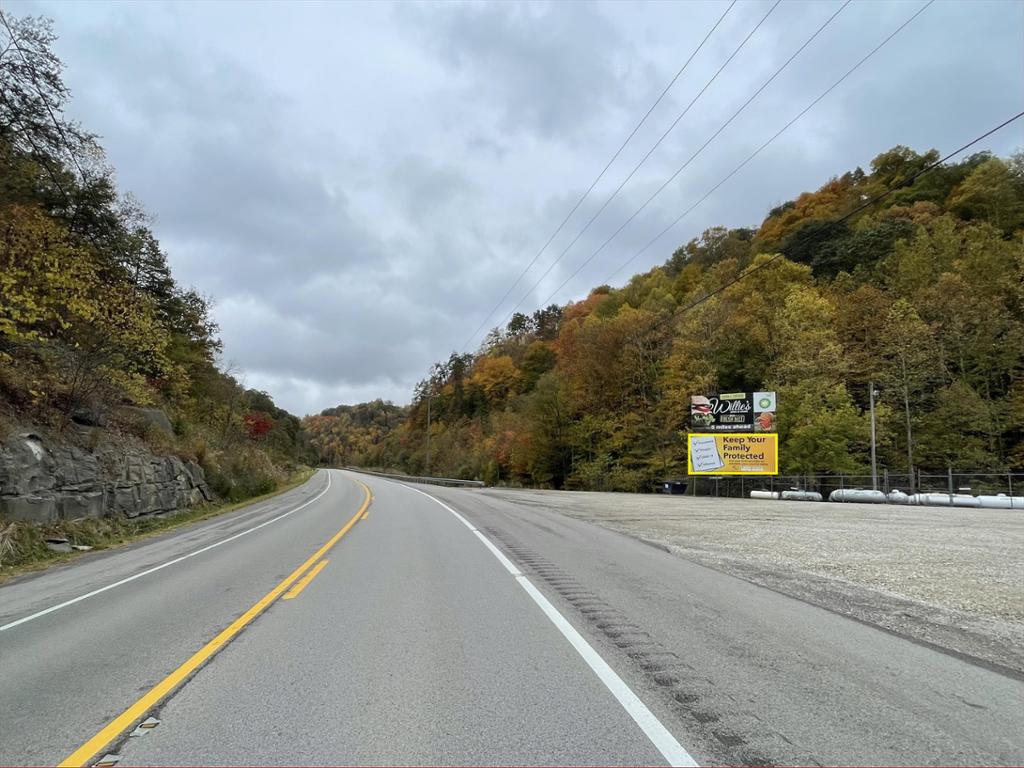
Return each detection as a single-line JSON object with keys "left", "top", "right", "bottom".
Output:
{"left": 0, "top": 468, "right": 316, "bottom": 582}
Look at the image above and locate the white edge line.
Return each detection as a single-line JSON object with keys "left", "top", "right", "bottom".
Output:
{"left": 400, "top": 484, "right": 477, "bottom": 531}
{"left": 401, "top": 485, "right": 522, "bottom": 575}
{"left": 472, "top": 530, "right": 521, "bottom": 576}
{"left": 516, "top": 576, "right": 698, "bottom": 767}
{"left": 0, "top": 471, "right": 333, "bottom": 633}
{"left": 404, "top": 482, "right": 698, "bottom": 768}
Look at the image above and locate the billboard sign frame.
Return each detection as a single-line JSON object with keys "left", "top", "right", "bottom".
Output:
{"left": 690, "top": 391, "right": 777, "bottom": 432}
{"left": 687, "top": 432, "right": 779, "bottom": 475}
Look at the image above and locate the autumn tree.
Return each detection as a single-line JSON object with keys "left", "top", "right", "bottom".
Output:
{"left": 878, "top": 300, "right": 945, "bottom": 487}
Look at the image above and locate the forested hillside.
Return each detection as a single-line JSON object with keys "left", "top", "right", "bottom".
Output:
{"left": 0, "top": 14, "right": 313, "bottom": 501}
{"left": 304, "top": 400, "right": 408, "bottom": 468}
{"left": 306, "top": 145, "right": 1024, "bottom": 490}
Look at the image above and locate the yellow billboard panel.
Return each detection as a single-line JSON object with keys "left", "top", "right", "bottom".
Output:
{"left": 687, "top": 433, "right": 778, "bottom": 475}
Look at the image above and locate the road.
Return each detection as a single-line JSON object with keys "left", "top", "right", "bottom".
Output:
{"left": 0, "top": 469, "right": 1021, "bottom": 766}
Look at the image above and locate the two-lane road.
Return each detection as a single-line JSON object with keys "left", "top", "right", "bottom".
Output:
{"left": 1, "top": 470, "right": 1021, "bottom": 765}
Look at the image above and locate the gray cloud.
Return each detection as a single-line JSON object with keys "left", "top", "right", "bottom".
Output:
{"left": 15, "top": 0, "right": 1021, "bottom": 414}
{"left": 398, "top": 1, "right": 632, "bottom": 141}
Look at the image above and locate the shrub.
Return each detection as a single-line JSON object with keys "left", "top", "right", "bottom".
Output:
{"left": 203, "top": 445, "right": 284, "bottom": 502}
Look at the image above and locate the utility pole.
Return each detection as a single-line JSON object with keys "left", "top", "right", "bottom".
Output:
{"left": 869, "top": 382, "right": 879, "bottom": 491}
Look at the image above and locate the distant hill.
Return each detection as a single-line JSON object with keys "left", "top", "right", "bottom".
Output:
{"left": 308, "top": 145, "right": 1024, "bottom": 490}
{"left": 304, "top": 400, "right": 408, "bottom": 469}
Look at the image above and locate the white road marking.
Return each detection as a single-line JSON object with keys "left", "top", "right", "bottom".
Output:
{"left": 401, "top": 485, "right": 477, "bottom": 531}
{"left": 402, "top": 485, "right": 522, "bottom": 574}
{"left": 0, "top": 472, "right": 333, "bottom": 633}
{"left": 400, "top": 480, "right": 699, "bottom": 768}
{"left": 516, "top": 576, "right": 698, "bottom": 767}
{"left": 472, "top": 530, "right": 522, "bottom": 576}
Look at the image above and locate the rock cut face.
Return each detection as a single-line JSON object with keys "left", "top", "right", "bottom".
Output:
{"left": 0, "top": 433, "right": 211, "bottom": 524}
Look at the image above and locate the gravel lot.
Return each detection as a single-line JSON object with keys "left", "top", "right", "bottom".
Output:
{"left": 480, "top": 488, "right": 1024, "bottom": 673}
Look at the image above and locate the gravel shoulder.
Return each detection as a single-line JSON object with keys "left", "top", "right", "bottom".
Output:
{"left": 479, "top": 488, "right": 1024, "bottom": 675}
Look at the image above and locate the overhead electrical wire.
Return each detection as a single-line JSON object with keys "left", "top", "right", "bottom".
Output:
{"left": 0, "top": 11, "right": 77, "bottom": 203}
{"left": 0, "top": 10, "right": 89, "bottom": 184}
{"left": 599, "top": 0, "right": 936, "bottom": 288}
{"left": 459, "top": 0, "right": 738, "bottom": 352}
{"left": 527, "top": 0, "right": 861, "bottom": 315}
{"left": 482, "top": 0, "right": 786, "bottom": 344}
{"left": 649, "top": 109, "right": 1024, "bottom": 329}
{"left": 460, "top": 0, "right": 765, "bottom": 352}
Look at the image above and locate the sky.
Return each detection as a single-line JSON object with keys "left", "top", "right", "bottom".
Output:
{"left": 9, "top": 0, "right": 1023, "bottom": 415}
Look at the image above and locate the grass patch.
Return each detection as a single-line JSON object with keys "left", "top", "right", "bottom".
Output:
{"left": 0, "top": 467, "right": 316, "bottom": 583}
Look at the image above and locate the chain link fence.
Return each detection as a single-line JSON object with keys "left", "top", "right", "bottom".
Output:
{"left": 688, "top": 470, "right": 1024, "bottom": 503}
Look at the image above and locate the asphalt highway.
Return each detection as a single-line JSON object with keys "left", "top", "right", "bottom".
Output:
{"left": 0, "top": 470, "right": 1021, "bottom": 766}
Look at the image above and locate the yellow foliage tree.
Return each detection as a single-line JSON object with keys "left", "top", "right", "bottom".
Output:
{"left": 0, "top": 203, "right": 180, "bottom": 409}
{"left": 0, "top": 204, "right": 96, "bottom": 342}
{"left": 469, "top": 355, "right": 522, "bottom": 404}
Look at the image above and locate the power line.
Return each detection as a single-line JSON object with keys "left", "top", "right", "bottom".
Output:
{"left": 0, "top": 8, "right": 104, "bottom": 242}
{"left": 600, "top": 0, "right": 935, "bottom": 288}
{"left": 0, "top": 13, "right": 74, "bottom": 202}
{"left": 661, "top": 109, "right": 1024, "bottom": 325}
{"left": 0, "top": 10, "right": 89, "bottom": 184}
{"left": 460, "top": 0, "right": 738, "bottom": 352}
{"left": 534, "top": 0, "right": 858, "bottom": 312}
{"left": 491, "top": 0, "right": 785, "bottom": 340}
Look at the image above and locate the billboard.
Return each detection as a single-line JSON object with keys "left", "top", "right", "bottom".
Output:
{"left": 687, "top": 433, "right": 779, "bottom": 475}
{"left": 690, "top": 391, "right": 777, "bottom": 432}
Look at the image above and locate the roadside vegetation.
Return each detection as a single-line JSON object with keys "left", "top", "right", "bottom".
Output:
{"left": 307, "top": 146, "right": 1024, "bottom": 489}
{"left": 0, "top": 14, "right": 315, "bottom": 529}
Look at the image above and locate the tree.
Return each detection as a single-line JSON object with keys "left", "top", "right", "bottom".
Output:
{"left": 667, "top": 226, "right": 754, "bottom": 273}
{"left": 520, "top": 340, "right": 555, "bottom": 390}
{"left": 776, "top": 382, "right": 867, "bottom": 474}
{"left": 868, "top": 146, "right": 940, "bottom": 191}
{"left": 0, "top": 13, "right": 95, "bottom": 173}
{"left": 946, "top": 158, "right": 1024, "bottom": 233}
{"left": 915, "top": 381, "right": 999, "bottom": 470}
{"left": 1010, "top": 379, "right": 1024, "bottom": 469}
{"left": 779, "top": 219, "right": 851, "bottom": 276}
{"left": 771, "top": 285, "right": 845, "bottom": 385}
{"left": 0, "top": 11, "right": 118, "bottom": 242}
{"left": 756, "top": 177, "right": 858, "bottom": 247}
{"left": 0, "top": 8, "right": 313, "bottom": 506}
{"left": 532, "top": 304, "right": 563, "bottom": 340}
{"left": 0, "top": 203, "right": 94, "bottom": 343}
{"left": 517, "top": 372, "right": 571, "bottom": 488}
{"left": 881, "top": 214, "right": 959, "bottom": 300}
{"left": 244, "top": 411, "right": 274, "bottom": 441}
{"left": 878, "top": 300, "right": 945, "bottom": 487}
{"left": 469, "top": 355, "right": 521, "bottom": 405}
{"left": 506, "top": 312, "right": 532, "bottom": 337}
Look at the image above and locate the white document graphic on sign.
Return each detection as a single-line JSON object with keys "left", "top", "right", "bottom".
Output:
{"left": 690, "top": 435, "right": 725, "bottom": 472}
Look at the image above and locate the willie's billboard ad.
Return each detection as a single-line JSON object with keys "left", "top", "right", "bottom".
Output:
{"left": 689, "top": 391, "right": 777, "bottom": 432}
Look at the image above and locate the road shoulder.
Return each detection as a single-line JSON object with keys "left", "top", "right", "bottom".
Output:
{"left": 478, "top": 487, "right": 1024, "bottom": 676}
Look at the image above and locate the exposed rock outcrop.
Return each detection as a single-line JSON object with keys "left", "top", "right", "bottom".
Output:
{"left": 0, "top": 433, "right": 211, "bottom": 524}
{"left": 119, "top": 406, "right": 175, "bottom": 436}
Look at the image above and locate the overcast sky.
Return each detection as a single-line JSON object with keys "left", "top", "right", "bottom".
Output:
{"left": 10, "top": 0, "right": 1022, "bottom": 415}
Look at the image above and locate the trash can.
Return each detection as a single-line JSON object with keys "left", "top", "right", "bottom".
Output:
{"left": 661, "top": 480, "right": 688, "bottom": 495}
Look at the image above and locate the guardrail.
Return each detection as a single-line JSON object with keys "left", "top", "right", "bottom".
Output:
{"left": 342, "top": 467, "right": 485, "bottom": 488}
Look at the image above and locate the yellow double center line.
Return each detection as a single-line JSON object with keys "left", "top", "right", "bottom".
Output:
{"left": 59, "top": 477, "right": 373, "bottom": 768}
{"left": 282, "top": 558, "right": 329, "bottom": 600}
